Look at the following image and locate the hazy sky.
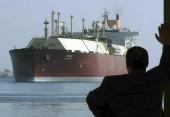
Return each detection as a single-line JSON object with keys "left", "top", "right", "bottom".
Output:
{"left": 0, "top": 0, "right": 163, "bottom": 70}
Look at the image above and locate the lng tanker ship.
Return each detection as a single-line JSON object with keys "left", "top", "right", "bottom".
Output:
{"left": 9, "top": 10, "right": 138, "bottom": 82}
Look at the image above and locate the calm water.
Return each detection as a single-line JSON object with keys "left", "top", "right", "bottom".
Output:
{"left": 0, "top": 78, "right": 101, "bottom": 117}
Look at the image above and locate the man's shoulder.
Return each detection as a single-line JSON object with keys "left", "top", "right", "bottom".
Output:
{"left": 147, "top": 66, "right": 169, "bottom": 83}
{"left": 104, "top": 74, "right": 128, "bottom": 80}
{"left": 147, "top": 66, "right": 168, "bottom": 76}
{"left": 147, "top": 66, "right": 159, "bottom": 73}
{"left": 102, "top": 74, "right": 129, "bottom": 85}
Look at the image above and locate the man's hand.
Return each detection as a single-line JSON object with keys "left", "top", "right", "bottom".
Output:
{"left": 155, "top": 24, "right": 170, "bottom": 45}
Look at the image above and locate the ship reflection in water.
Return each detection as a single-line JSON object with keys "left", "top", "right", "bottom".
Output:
{"left": 0, "top": 78, "right": 100, "bottom": 117}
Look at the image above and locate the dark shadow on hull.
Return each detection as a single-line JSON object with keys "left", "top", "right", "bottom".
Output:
{"left": 15, "top": 77, "right": 34, "bottom": 82}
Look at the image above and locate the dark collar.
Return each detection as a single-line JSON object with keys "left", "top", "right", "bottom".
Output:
{"left": 129, "top": 69, "right": 146, "bottom": 75}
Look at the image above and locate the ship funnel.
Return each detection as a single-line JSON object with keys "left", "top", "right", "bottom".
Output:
{"left": 116, "top": 14, "right": 119, "bottom": 20}
{"left": 51, "top": 11, "right": 55, "bottom": 36}
{"left": 116, "top": 14, "right": 120, "bottom": 31}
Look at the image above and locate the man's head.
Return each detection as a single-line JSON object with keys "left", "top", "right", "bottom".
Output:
{"left": 126, "top": 46, "right": 148, "bottom": 72}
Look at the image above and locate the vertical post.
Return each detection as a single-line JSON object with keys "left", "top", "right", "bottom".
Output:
{"left": 70, "top": 15, "right": 73, "bottom": 37}
{"left": 57, "top": 12, "right": 61, "bottom": 37}
{"left": 164, "top": 0, "right": 170, "bottom": 116}
{"left": 51, "top": 11, "right": 55, "bottom": 36}
{"left": 164, "top": 0, "right": 170, "bottom": 24}
{"left": 82, "top": 18, "right": 85, "bottom": 37}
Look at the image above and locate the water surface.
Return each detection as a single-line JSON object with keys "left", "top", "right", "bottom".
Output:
{"left": 0, "top": 78, "right": 101, "bottom": 117}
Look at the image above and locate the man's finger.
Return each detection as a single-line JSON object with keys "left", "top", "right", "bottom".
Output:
{"left": 158, "top": 26, "right": 161, "bottom": 34}
{"left": 155, "top": 33, "right": 160, "bottom": 41}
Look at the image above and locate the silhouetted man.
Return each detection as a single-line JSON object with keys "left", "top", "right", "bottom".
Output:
{"left": 86, "top": 24, "right": 170, "bottom": 117}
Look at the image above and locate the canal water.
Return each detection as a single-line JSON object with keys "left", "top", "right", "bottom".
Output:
{"left": 0, "top": 78, "right": 101, "bottom": 117}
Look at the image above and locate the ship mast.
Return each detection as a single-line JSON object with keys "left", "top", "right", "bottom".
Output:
{"left": 92, "top": 21, "right": 96, "bottom": 37}
{"left": 57, "top": 12, "right": 61, "bottom": 37}
{"left": 51, "top": 11, "right": 55, "bottom": 36}
{"left": 44, "top": 19, "right": 49, "bottom": 40}
{"left": 54, "top": 20, "right": 58, "bottom": 36}
{"left": 43, "top": 19, "right": 49, "bottom": 48}
{"left": 82, "top": 18, "right": 85, "bottom": 37}
{"left": 70, "top": 15, "right": 74, "bottom": 37}
{"left": 102, "top": 8, "right": 109, "bottom": 37}
{"left": 95, "top": 21, "right": 99, "bottom": 53}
